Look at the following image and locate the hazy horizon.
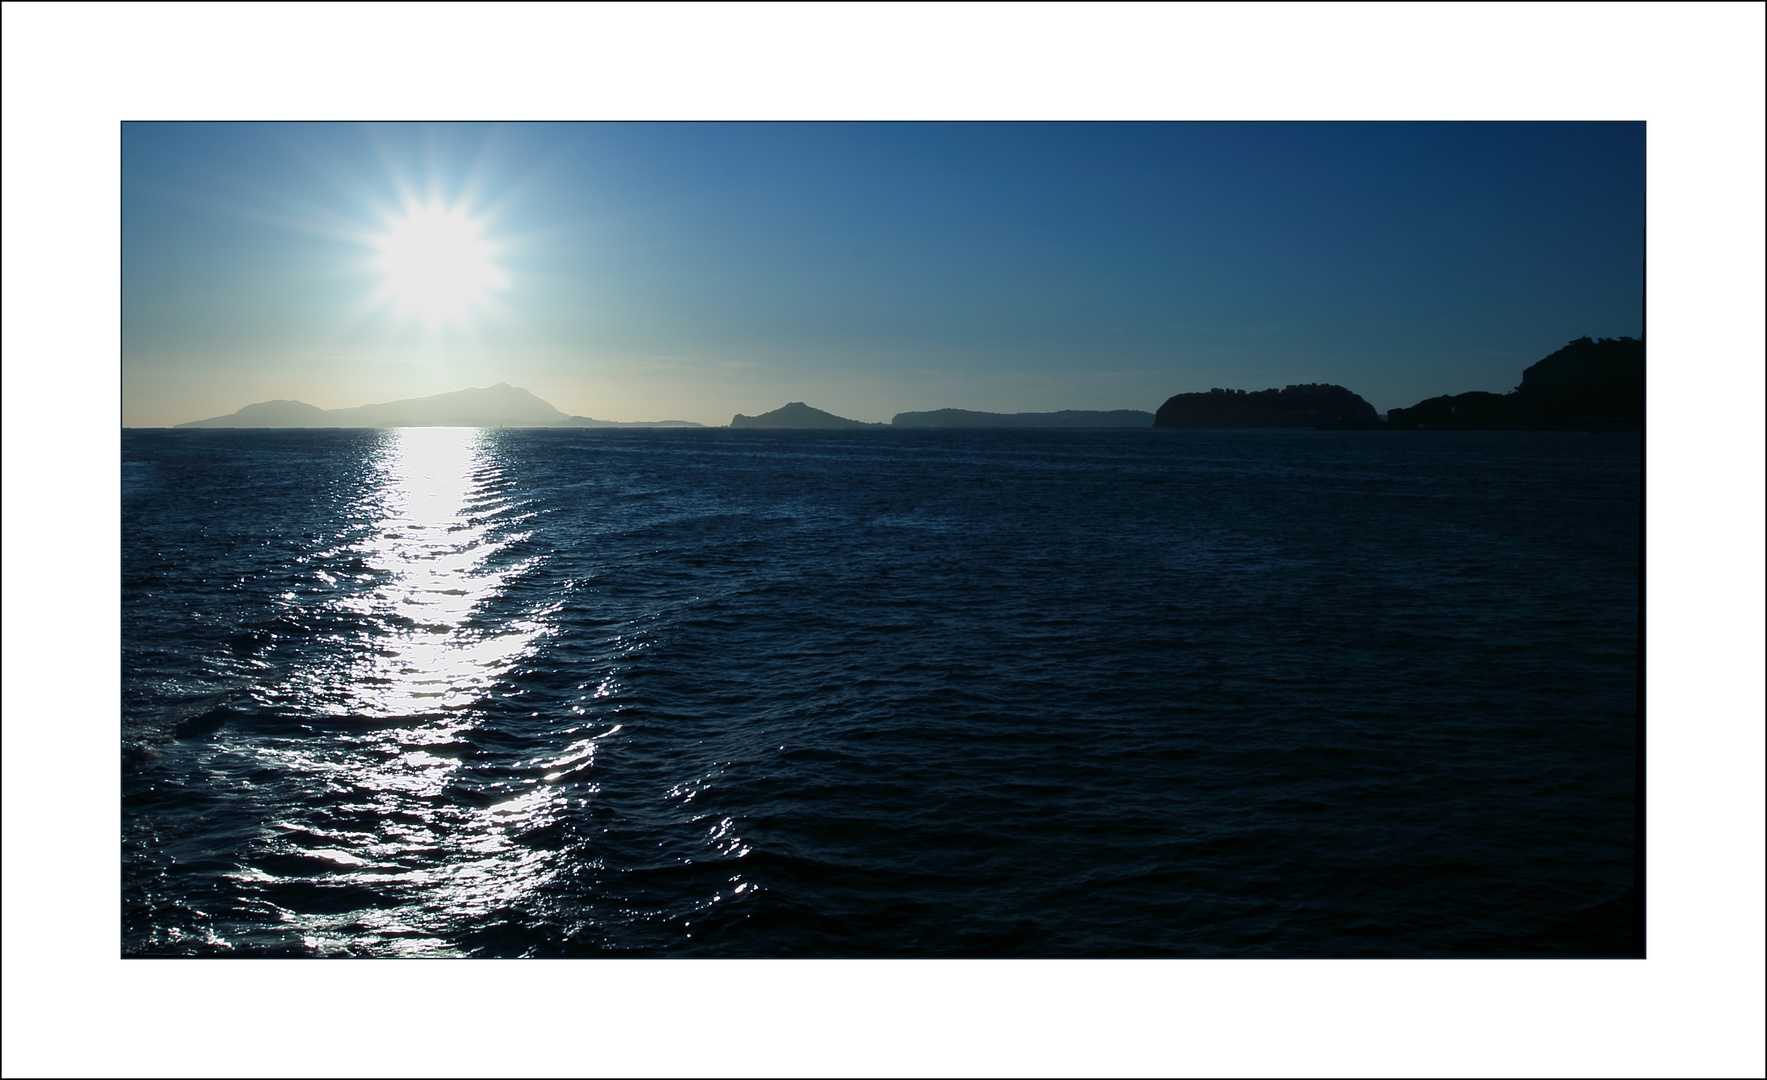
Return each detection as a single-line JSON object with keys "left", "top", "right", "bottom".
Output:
{"left": 155, "top": 380, "right": 1171, "bottom": 429}
{"left": 122, "top": 122, "right": 1643, "bottom": 428}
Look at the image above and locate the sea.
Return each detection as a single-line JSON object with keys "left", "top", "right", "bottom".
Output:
{"left": 122, "top": 427, "right": 1641, "bottom": 957}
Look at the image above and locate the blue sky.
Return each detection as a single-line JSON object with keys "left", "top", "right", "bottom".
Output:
{"left": 122, "top": 122, "right": 1643, "bottom": 426}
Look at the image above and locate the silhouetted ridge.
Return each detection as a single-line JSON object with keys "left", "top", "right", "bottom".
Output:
{"left": 729, "top": 402, "right": 884, "bottom": 429}
{"left": 176, "top": 384, "right": 696, "bottom": 429}
{"left": 1379, "top": 337, "right": 1643, "bottom": 430}
{"left": 1153, "top": 384, "right": 1376, "bottom": 428}
{"left": 176, "top": 399, "right": 335, "bottom": 428}
{"left": 326, "top": 383, "right": 567, "bottom": 427}
{"left": 892, "top": 408, "right": 1155, "bottom": 428}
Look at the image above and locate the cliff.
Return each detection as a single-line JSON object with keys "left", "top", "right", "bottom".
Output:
{"left": 1153, "top": 384, "right": 1377, "bottom": 428}
{"left": 1383, "top": 337, "right": 1643, "bottom": 430}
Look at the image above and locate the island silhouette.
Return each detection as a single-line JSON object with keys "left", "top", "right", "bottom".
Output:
{"left": 729, "top": 402, "right": 887, "bottom": 429}
{"left": 1152, "top": 383, "right": 1377, "bottom": 428}
{"left": 1154, "top": 337, "right": 1642, "bottom": 430}
{"left": 1375, "top": 336, "right": 1643, "bottom": 431}
{"left": 730, "top": 403, "right": 1158, "bottom": 428}
{"left": 178, "top": 383, "right": 703, "bottom": 429}
{"left": 166, "top": 338, "right": 1641, "bottom": 433}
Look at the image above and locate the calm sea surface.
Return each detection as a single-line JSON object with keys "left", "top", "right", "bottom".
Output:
{"left": 122, "top": 428, "right": 1640, "bottom": 956}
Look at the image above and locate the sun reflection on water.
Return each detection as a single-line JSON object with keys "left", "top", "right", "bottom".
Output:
{"left": 331, "top": 426, "right": 547, "bottom": 718}
{"left": 158, "top": 427, "right": 758, "bottom": 956}
{"left": 230, "top": 427, "right": 579, "bottom": 955}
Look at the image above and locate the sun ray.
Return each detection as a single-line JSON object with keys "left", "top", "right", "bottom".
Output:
{"left": 372, "top": 203, "right": 507, "bottom": 327}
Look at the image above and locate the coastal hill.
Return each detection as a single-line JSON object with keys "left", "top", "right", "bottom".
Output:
{"left": 729, "top": 402, "right": 885, "bottom": 429}
{"left": 892, "top": 408, "right": 1154, "bottom": 428}
{"left": 176, "top": 384, "right": 700, "bottom": 429}
{"left": 1153, "top": 384, "right": 1377, "bottom": 428}
{"left": 325, "top": 383, "right": 565, "bottom": 427}
{"left": 180, "top": 383, "right": 564, "bottom": 428}
{"left": 160, "top": 342, "right": 1642, "bottom": 433}
{"left": 180, "top": 399, "right": 336, "bottom": 427}
{"left": 1379, "top": 337, "right": 1643, "bottom": 430}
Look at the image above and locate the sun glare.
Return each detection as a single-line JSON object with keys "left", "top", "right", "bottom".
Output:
{"left": 373, "top": 204, "right": 507, "bottom": 326}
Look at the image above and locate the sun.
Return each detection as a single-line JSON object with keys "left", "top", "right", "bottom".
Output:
{"left": 373, "top": 203, "right": 507, "bottom": 326}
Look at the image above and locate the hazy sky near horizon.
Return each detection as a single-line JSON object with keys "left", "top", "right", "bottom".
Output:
{"left": 123, "top": 122, "right": 1643, "bottom": 426}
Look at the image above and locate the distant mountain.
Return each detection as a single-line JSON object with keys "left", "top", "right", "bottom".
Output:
{"left": 1153, "top": 384, "right": 1377, "bottom": 428}
{"left": 729, "top": 402, "right": 885, "bottom": 429}
{"left": 177, "top": 383, "right": 669, "bottom": 429}
{"left": 892, "top": 408, "right": 1154, "bottom": 428}
{"left": 323, "top": 383, "right": 566, "bottom": 427}
{"left": 176, "top": 399, "right": 336, "bottom": 428}
{"left": 1377, "top": 337, "right": 1643, "bottom": 431}
{"left": 556, "top": 416, "right": 705, "bottom": 428}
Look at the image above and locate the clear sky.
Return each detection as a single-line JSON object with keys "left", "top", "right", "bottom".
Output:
{"left": 122, "top": 122, "right": 1644, "bottom": 426}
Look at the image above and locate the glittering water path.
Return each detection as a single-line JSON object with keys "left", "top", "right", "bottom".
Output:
{"left": 123, "top": 428, "right": 1639, "bottom": 956}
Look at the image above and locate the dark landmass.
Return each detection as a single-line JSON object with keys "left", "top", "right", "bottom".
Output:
{"left": 159, "top": 338, "right": 1644, "bottom": 434}
{"left": 177, "top": 384, "right": 689, "bottom": 429}
{"left": 1153, "top": 383, "right": 1377, "bottom": 428}
{"left": 729, "top": 402, "right": 886, "bottom": 429}
{"left": 556, "top": 415, "right": 705, "bottom": 428}
{"left": 1327, "top": 337, "right": 1644, "bottom": 431}
{"left": 325, "top": 383, "right": 566, "bottom": 427}
{"left": 177, "top": 399, "right": 336, "bottom": 428}
{"left": 892, "top": 408, "right": 1155, "bottom": 428}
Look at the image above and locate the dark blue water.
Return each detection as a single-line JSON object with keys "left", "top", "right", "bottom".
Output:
{"left": 122, "top": 427, "right": 1639, "bottom": 956}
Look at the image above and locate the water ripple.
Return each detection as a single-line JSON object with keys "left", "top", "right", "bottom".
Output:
{"left": 124, "top": 428, "right": 1640, "bottom": 956}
